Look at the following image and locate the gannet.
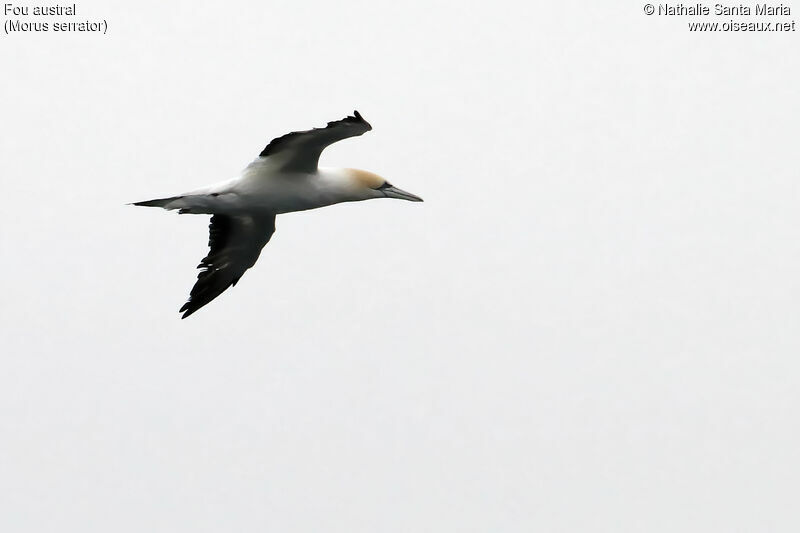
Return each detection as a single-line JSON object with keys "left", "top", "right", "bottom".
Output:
{"left": 133, "top": 111, "right": 422, "bottom": 318}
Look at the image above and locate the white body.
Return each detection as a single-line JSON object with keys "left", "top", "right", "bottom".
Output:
{"left": 163, "top": 162, "right": 387, "bottom": 215}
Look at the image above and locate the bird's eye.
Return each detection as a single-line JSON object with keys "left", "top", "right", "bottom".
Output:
{"left": 376, "top": 182, "right": 393, "bottom": 190}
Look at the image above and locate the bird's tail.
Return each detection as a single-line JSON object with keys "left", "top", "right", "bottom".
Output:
{"left": 130, "top": 195, "right": 204, "bottom": 213}
{"left": 131, "top": 195, "right": 183, "bottom": 208}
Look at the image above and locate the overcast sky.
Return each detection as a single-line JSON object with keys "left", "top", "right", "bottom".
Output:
{"left": 1, "top": 1, "right": 799, "bottom": 532}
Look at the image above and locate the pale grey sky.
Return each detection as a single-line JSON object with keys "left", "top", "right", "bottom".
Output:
{"left": 1, "top": 1, "right": 799, "bottom": 532}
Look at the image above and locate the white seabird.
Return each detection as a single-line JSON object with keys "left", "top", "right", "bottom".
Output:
{"left": 133, "top": 110, "right": 422, "bottom": 318}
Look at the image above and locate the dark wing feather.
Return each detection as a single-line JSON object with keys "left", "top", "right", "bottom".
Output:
{"left": 179, "top": 214, "right": 276, "bottom": 319}
{"left": 258, "top": 110, "right": 372, "bottom": 173}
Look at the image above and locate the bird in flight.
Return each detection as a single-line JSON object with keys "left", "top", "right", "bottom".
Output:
{"left": 133, "top": 111, "right": 422, "bottom": 319}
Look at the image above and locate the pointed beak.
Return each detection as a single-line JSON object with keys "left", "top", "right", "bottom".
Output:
{"left": 382, "top": 186, "right": 424, "bottom": 202}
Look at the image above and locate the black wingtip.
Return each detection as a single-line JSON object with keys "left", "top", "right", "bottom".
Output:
{"left": 259, "top": 111, "right": 372, "bottom": 157}
{"left": 343, "top": 110, "right": 367, "bottom": 124}
{"left": 179, "top": 303, "right": 196, "bottom": 319}
{"left": 351, "top": 109, "right": 371, "bottom": 131}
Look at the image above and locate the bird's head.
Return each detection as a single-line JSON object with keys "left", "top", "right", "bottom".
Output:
{"left": 345, "top": 168, "right": 424, "bottom": 202}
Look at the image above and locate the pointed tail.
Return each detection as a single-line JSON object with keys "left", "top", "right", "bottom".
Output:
{"left": 130, "top": 196, "right": 184, "bottom": 209}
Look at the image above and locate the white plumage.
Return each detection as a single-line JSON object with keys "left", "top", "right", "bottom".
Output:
{"left": 133, "top": 111, "right": 422, "bottom": 318}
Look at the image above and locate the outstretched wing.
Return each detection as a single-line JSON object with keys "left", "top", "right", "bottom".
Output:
{"left": 180, "top": 214, "right": 276, "bottom": 319}
{"left": 258, "top": 110, "right": 372, "bottom": 173}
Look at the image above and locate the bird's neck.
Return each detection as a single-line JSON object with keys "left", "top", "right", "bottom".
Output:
{"left": 316, "top": 167, "right": 377, "bottom": 203}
